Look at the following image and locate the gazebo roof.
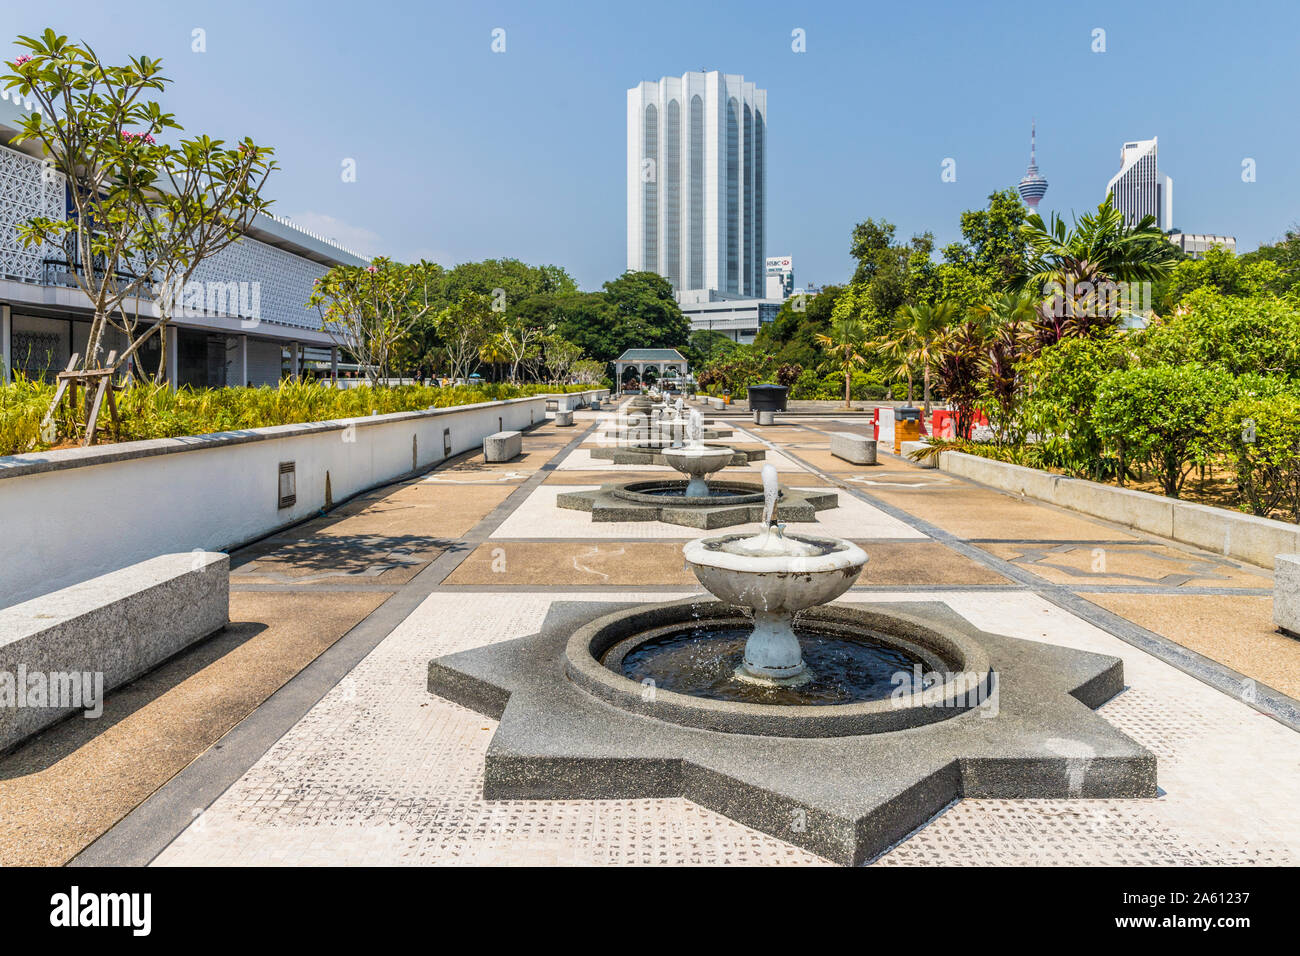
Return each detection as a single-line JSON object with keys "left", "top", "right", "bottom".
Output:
{"left": 615, "top": 348, "right": 687, "bottom": 363}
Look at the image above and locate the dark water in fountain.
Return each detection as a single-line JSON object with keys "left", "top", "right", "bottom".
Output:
{"left": 639, "top": 487, "right": 745, "bottom": 499}
{"left": 617, "top": 625, "right": 926, "bottom": 705}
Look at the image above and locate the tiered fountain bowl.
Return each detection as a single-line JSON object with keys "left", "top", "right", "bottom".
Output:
{"left": 563, "top": 470, "right": 991, "bottom": 733}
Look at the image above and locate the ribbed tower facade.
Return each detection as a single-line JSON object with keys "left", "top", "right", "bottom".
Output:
{"left": 1017, "top": 122, "right": 1048, "bottom": 214}
{"left": 627, "top": 71, "right": 766, "bottom": 296}
{"left": 1106, "top": 137, "right": 1173, "bottom": 231}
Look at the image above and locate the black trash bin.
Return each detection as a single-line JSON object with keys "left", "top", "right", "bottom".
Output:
{"left": 747, "top": 383, "right": 789, "bottom": 412}
{"left": 895, "top": 406, "right": 922, "bottom": 423}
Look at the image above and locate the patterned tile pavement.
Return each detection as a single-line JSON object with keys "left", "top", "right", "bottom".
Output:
{"left": 155, "top": 588, "right": 1300, "bottom": 866}
{"left": 126, "top": 405, "right": 1300, "bottom": 866}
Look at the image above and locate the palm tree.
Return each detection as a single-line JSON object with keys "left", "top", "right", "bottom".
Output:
{"left": 875, "top": 321, "right": 918, "bottom": 407}
{"left": 1019, "top": 194, "right": 1179, "bottom": 345}
{"left": 896, "top": 302, "right": 957, "bottom": 417}
{"left": 478, "top": 332, "right": 510, "bottom": 382}
{"left": 814, "top": 315, "right": 871, "bottom": 409}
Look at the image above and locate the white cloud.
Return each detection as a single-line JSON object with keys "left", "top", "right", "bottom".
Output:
{"left": 282, "top": 211, "right": 383, "bottom": 258}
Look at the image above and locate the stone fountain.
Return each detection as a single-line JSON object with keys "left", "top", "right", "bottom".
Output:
{"left": 659, "top": 411, "right": 734, "bottom": 496}
{"left": 430, "top": 458, "right": 1158, "bottom": 862}
{"left": 683, "top": 465, "right": 867, "bottom": 685}
{"left": 559, "top": 414, "right": 837, "bottom": 528}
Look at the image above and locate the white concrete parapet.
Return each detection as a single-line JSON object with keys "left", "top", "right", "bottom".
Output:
{"left": 938, "top": 451, "right": 1300, "bottom": 569}
{"left": 0, "top": 553, "right": 229, "bottom": 751}
{"left": 830, "top": 432, "right": 878, "bottom": 465}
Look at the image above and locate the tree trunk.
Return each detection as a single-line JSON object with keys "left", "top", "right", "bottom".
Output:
{"left": 85, "top": 311, "right": 106, "bottom": 371}
{"left": 923, "top": 366, "right": 932, "bottom": 418}
{"left": 843, "top": 368, "right": 851, "bottom": 409}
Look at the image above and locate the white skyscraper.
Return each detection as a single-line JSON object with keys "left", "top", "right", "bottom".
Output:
{"left": 1106, "top": 137, "right": 1173, "bottom": 231}
{"left": 627, "top": 71, "right": 766, "bottom": 297}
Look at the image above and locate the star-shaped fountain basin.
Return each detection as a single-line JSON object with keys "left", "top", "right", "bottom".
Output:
{"left": 427, "top": 598, "right": 1156, "bottom": 866}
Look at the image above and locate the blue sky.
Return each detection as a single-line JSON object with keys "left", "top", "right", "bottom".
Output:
{"left": 9, "top": 0, "right": 1299, "bottom": 289}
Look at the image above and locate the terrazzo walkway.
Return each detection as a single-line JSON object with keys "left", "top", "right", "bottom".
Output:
{"left": 6, "top": 401, "right": 1298, "bottom": 866}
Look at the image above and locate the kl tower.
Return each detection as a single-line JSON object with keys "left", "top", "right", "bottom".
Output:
{"left": 1018, "top": 121, "right": 1048, "bottom": 215}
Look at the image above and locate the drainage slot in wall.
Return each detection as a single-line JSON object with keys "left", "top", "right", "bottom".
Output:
{"left": 278, "top": 461, "right": 297, "bottom": 509}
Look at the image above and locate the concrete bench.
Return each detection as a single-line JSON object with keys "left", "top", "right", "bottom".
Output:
{"left": 899, "top": 440, "right": 937, "bottom": 468}
{"left": 830, "top": 432, "right": 877, "bottom": 465}
{"left": 0, "top": 552, "right": 229, "bottom": 752}
{"left": 1276, "top": 554, "right": 1300, "bottom": 636}
{"left": 484, "top": 430, "right": 523, "bottom": 462}
{"left": 554, "top": 410, "right": 574, "bottom": 427}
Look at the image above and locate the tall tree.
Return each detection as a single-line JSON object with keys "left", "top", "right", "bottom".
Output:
{"left": 1019, "top": 194, "right": 1179, "bottom": 345}
{"left": 814, "top": 312, "right": 872, "bottom": 410}
{"left": 309, "top": 258, "right": 440, "bottom": 385}
{"left": 6, "top": 30, "right": 276, "bottom": 382}
{"left": 896, "top": 301, "right": 957, "bottom": 416}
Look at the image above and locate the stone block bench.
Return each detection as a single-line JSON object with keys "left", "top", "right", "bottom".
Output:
{"left": 554, "top": 410, "right": 574, "bottom": 427}
{"left": 830, "top": 432, "right": 878, "bottom": 465}
{"left": 899, "top": 440, "right": 937, "bottom": 468}
{"left": 1276, "top": 554, "right": 1300, "bottom": 637}
{"left": 484, "top": 430, "right": 523, "bottom": 462}
{"left": 0, "top": 552, "right": 229, "bottom": 752}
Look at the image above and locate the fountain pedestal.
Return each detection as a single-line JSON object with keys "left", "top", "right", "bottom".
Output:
{"left": 737, "top": 610, "right": 812, "bottom": 684}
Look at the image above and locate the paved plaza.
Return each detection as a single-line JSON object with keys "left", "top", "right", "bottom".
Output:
{"left": 3, "top": 402, "right": 1298, "bottom": 866}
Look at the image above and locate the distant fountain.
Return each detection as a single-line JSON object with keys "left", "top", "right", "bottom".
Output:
{"left": 660, "top": 410, "right": 734, "bottom": 497}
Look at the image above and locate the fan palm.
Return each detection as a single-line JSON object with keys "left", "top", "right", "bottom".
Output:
{"left": 814, "top": 315, "right": 871, "bottom": 409}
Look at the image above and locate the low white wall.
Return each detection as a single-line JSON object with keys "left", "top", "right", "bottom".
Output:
{"left": 0, "top": 389, "right": 606, "bottom": 607}
{"left": 938, "top": 451, "right": 1300, "bottom": 569}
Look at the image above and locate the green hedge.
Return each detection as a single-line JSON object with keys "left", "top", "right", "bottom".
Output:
{"left": 0, "top": 379, "right": 596, "bottom": 457}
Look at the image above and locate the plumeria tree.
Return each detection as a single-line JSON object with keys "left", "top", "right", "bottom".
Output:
{"left": 434, "top": 291, "right": 500, "bottom": 383}
{"left": 498, "top": 315, "right": 553, "bottom": 383}
{"left": 309, "top": 258, "right": 440, "bottom": 385}
{"left": 4, "top": 30, "right": 276, "bottom": 386}
{"left": 541, "top": 335, "right": 582, "bottom": 384}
